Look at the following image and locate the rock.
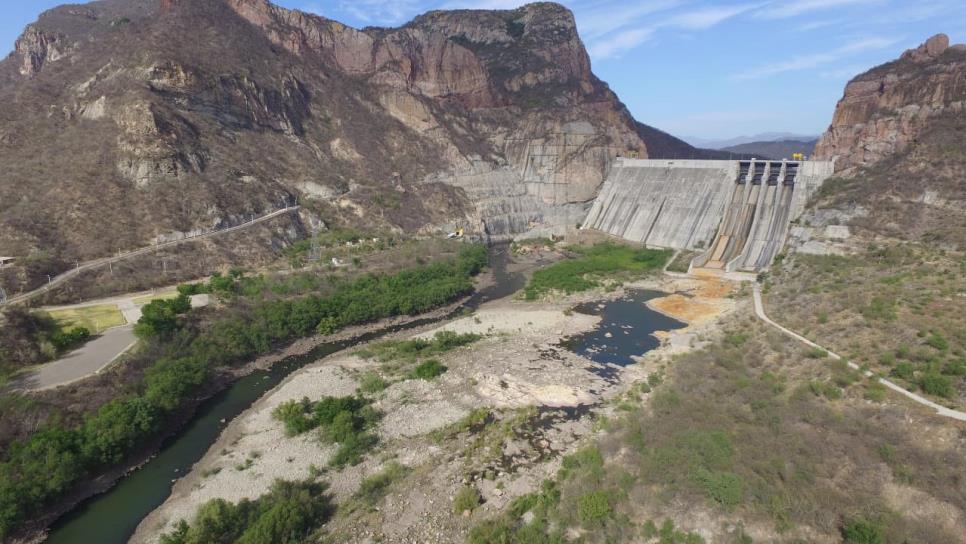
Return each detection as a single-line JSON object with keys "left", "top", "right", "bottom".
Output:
{"left": 815, "top": 33, "right": 966, "bottom": 171}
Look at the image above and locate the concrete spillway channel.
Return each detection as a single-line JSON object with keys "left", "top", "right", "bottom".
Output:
{"left": 584, "top": 158, "right": 834, "bottom": 272}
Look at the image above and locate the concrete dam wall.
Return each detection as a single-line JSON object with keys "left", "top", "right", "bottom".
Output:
{"left": 584, "top": 158, "right": 833, "bottom": 271}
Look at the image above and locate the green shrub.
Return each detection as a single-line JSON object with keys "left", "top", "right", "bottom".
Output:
{"left": 925, "top": 332, "right": 949, "bottom": 352}
{"left": 861, "top": 297, "right": 896, "bottom": 322}
{"left": 453, "top": 486, "right": 482, "bottom": 515}
{"left": 804, "top": 347, "right": 828, "bottom": 359}
{"left": 918, "top": 372, "right": 953, "bottom": 398}
{"left": 693, "top": 469, "right": 743, "bottom": 506}
{"left": 842, "top": 518, "right": 885, "bottom": 544}
{"left": 408, "top": 359, "right": 447, "bottom": 380}
{"left": 159, "top": 479, "right": 333, "bottom": 544}
{"left": 863, "top": 381, "right": 887, "bottom": 402}
{"left": 891, "top": 362, "right": 915, "bottom": 381}
{"left": 576, "top": 491, "right": 612, "bottom": 527}
{"left": 49, "top": 326, "right": 91, "bottom": 351}
{"left": 358, "top": 372, "right": 389, "bottom": 394}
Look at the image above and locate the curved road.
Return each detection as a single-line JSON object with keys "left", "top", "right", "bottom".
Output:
{"left": 753, "top": 283, "right": 966, "bottom": 422}
{"left": 2, "top": 206, "right": 299, "bottom": 307}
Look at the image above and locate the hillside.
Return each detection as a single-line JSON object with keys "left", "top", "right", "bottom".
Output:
{"left": 719, "top": 138, "right": 817, "bottom": 160}
{"left": 811, "top": 34, "right": 966, "bottom": 248}
{"left": 0, "top": 0, "right": 718, "bottom": 295}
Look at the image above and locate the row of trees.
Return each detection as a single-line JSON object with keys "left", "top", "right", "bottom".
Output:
{"left": 0, "top": 245, "right": 488, "bottom": 538}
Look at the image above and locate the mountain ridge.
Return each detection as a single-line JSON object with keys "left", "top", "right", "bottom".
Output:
{"left": 0, "top": 0, "right": 720, "bottom": 294}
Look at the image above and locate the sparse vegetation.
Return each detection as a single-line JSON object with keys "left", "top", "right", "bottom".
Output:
{"left": 523, "top": 243, "right": 671, "bottom": 300}
{"left": 453, "top": 486, "right": 482, "bottom": 515}
{"left": 271, "top": 395, "right": 379, "bottom": 468}
{"left": 768, "top": 245, "right": 966, "bottom": 407}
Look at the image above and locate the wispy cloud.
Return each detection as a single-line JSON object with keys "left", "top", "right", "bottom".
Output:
{"left": 754, "top": 0, "right": 883, "bottom": 19}
{"left": 578, "top": 0, "right": 682, "bottom": 40}
{"left": 734, "top": 36, "right": 900, "bottom": 80}
{"left": 589, "top": 3, "right": 762, "bottom": 59}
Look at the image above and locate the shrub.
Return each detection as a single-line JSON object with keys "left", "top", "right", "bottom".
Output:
{"left": 918, "top": 372, "right": 953, "bottom": 398}
{"left": 925, "top": 332, "right": 949, "bottom": 352}
{"left": 358, "top": 372, "right": 389, "bottom": 394}
{"left": 805, "top": 347, "right": 828, "bottom": 359}
{"left": 453, "top": 486, "right": 482, "bottom": 515}
{"left": 408, "top": 359, "right": 447, "bottom": 380}
{"left": 576, "top": 491, "right": 611, "bottom": 527}
{"left": 50, "top": 327, "right": 91, "bottom": 351}
{"left": 842, "top": 518, "right": 885, "bottom": 544}
{"left": 863, "top": 381, "right": 887, "bottom": 402}
{"left": 891, "top": 362, "right": 915, "bottom": 381}
{"left": 694, "top": 469, "right": 743, "bottom": 506}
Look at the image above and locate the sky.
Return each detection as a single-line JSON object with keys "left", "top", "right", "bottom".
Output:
{"left": 2, "top": 0, "right": 965, "bottom": 141}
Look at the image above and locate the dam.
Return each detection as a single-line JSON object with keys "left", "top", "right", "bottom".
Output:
{"left": 583, "top": 158, "right": 834, "bottom": 272}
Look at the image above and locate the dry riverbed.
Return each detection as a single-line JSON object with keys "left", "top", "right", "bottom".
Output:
{"left": 133, "top": 273, "right": 737, "bottom": 543}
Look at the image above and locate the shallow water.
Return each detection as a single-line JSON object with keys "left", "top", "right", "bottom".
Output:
{"left": 564, "top": 289, "right": 686, "bottom": 379}
{"left": 45, "top": 245, "right": 520, "bottom": 544}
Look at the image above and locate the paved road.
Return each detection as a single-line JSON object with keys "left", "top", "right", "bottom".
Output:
{"left": 2, "top": 206, "right": 299, "bottom": 307}
{"left": 753, "top": 284, "right": 966, "bottom": 422}
{"left": 15, "top": 325, "right": 137, "bottom": 391}
{"left": 15, "top": 293, "right": 210, "bottom": 391}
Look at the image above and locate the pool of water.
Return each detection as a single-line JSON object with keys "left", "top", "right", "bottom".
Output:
{"left": 563, "top": 289, "right": 686, "bottom": 379}
{"left": 45, "top": 244, "right": 521, "bottom": 544}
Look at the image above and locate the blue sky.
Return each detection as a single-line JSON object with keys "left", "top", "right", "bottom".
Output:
{"left": 3, "top": 0, "right": 964, "bottom": 140}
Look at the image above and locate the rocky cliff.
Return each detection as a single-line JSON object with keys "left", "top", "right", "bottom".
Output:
{"left": 0, "top": 0, "right": 717, "bottom": 291}
{"left": 809, "top": 34, "right": 966, "bottom": 248}
{"left": 814, "top": 34, "right": 966, "bottom": 171}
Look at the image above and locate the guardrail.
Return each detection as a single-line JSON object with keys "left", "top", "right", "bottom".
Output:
{"left": 1, "top": 206, "right": 300, "bottom": 307}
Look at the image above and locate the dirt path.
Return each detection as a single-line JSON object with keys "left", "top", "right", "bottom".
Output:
{"left": 753, "top": 284, "right": 966, "bottom": 422}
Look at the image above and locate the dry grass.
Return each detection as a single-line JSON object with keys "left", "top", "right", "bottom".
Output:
{"left": 44, "top": 304, "right": 126, "bottom": 332}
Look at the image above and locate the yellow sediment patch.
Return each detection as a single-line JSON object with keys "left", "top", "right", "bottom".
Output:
{"left": 650, "top": 276, "right": 735, "bottom": 327}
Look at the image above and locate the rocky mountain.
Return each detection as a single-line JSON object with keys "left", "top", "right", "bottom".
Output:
{"left": 719, "top": 139, "right": 817, "bottom": 160}
{"left": 814, "top": 34, "right": 966, "bottom": 171}
{"left": 810, "top": 34, "right": 966, "bottom": 248}
{"left": 0, "top": 0, "right": 717, "bottom": 293}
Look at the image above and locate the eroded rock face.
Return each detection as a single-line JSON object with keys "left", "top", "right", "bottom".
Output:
{"left": 0, "top": 0, "right": 694, "bottom": 271}
{"left": 814, "top": 34, "right": 966, "bottom": 171}
{"left": 14, "top": 26, "right": 69, "bottom": 77}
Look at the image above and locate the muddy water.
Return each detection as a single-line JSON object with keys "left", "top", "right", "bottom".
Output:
{"left": 44, "top": 245, "right": 520, "bottom": 544}
{"left": 564, "top": 289, "right": 686, "bottom": 379}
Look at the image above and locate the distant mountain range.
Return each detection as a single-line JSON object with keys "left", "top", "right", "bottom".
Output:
{"left": 718, "top": 139, "right": 818, "bottom": 160}
{"left": 684, "top": 132, "right": 821, "bottom": 150}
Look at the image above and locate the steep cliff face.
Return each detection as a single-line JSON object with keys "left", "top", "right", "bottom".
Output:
{"left": 814, "top": 34, "right": 966, "bottom": 171}
{"left": 0, "top": 0, "right": 719, "bottom": 290}
{"left": 809, "top": 34, "right": 966, "bottom": 248}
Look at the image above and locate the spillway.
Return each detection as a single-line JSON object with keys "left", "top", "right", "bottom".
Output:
{"left": 584, "top": 158, "right": 833, "bottom": 272}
